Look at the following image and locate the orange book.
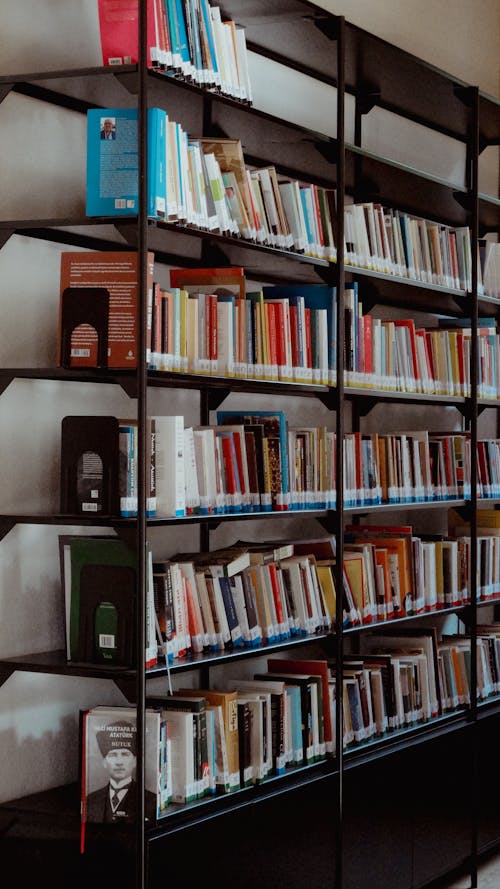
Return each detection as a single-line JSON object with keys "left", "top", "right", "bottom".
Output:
{"left": 169, "top": 267, "right": 246, "bottom": 299}
{"left": 58, "top": 250, "right": 154, "bottom": 368}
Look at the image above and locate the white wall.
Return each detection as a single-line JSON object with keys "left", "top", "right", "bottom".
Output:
{"left": 0, "top": 1, "right": 498, "bottom": 803}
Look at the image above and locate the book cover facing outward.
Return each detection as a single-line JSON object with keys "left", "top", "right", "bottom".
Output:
{"left": 97, "top": 0, "right": 138, "bottom": 66}
{"left": 66, "top": 536, "right": 137, "bottom": 666}
{"left": 86, "top": 108, "right": 139, "bottom": 216}
{"left": 58, "top": 251, "right": 154, "bottom": 368}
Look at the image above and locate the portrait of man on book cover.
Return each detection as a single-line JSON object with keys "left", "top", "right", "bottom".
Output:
{"left": 85, "top": 717, "right": 156, "bottom": 823}
{"left": 100, "top": 117, "right": 116, "bottom": 140}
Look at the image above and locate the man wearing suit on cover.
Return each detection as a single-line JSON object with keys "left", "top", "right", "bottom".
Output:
{"left": 86, "top": 719, "right": 156, "bottom": 823}
{"left": 100, "top": 117, "right": 116, "bottom": 140}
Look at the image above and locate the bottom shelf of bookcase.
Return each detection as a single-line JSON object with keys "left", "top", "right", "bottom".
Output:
{"left": 1, "top": 712, "right": 496, "bottom": 889}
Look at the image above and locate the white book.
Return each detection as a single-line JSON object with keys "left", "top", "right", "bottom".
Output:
{"left": 234, "top": 26, "right": 252, "bottom": 102}
{"left": 153, "top": 415, "right": 186, "bottom": 516}
{"left": 162, "top": 709, "right": 196, "bottom": 803}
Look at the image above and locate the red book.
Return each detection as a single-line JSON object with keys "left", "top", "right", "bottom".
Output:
{"left": 207, "top": 294, "right": 218, "bottom": 360}
{"left": 219, "top": 433, "right": 239, "bottom": 497}
{"left": 97, "top": 0, "right": 139, "bottom": 66}
{"left": 266, "top": 561, "right": 286, "bottom": 628}
{"left": 312, "top": 185, "right": 325, "bottom": 250}
{"left": 304, "top": 307, "right": 312, "bottom": 367}
{"left": 265, "top": 302, "right": 278, "bottom": 366}
{"left": 363, "top": 313, "right": 373, "bottom": 375}
{"left": 269, "top": 301, "right": 286, "bottom": 368}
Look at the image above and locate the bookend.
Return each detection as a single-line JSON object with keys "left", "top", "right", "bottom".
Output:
{"left": 77, "top": 563, "right": 136, "bottom": 666}
{"left": 59, "top": 287, "right": 110, "bottom": 368}
{"left": 60, "top": 415, "right": 120, "bottom": 516}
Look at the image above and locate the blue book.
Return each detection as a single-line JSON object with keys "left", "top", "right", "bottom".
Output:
{"left": 199, "top": 0, "right": 219, "bottom": 80}
{"left": 86, "top": 107, "right": 165, "bottom": 219}
{"left": 175, "top": 0, "right": 192, "bottom": 71}
{"left": 148, "top": 107, "right": 167, "bottom": 219}
{"left": 86, "top": 108, "right": 138, "bottom": 217}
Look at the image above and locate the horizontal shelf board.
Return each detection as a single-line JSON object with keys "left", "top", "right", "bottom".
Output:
{"left": 477, "top": 595, "right": 500, "bottom": 607}
{"left": 0, "top": 64, "right": 138, "bottom": 85}
{"left": 147, "top": 632, "right": 331, "bottom": 677}
{"left": 2, "top": 22, "right": 496, "bottom": 149}
{"left": 477, "top": 696, "right": 500, "bottom": 720}
{"left": 1, "top": 218, "right": 487, "bottom": 308}
{"left": 0, "top": 649, "right": 136, "bottom": 680}
{"left": 0, "top": 367, "right": 332, "bottom": 400}
{"left": 225, "top": 1, "right": 474, "bottom": 140}
{"left": 0, "top": 215, "right": 137, "bottom": 230}
{"left": 5, "top": 371, "right": 500, "bottom": 412}
{"left": 149, "top": 757, "right": 337, "bottom": 837}
{"left": 344, "top": 386, "right": 466, "bottom": 407}
{"left": 2, "top": 498, "right": 483, "bottom": 530}
{"left": 0, "top": 513, "right": 131, "bottom": 528}
{"left": 343, "top": 710, "right": 470, "bottom": 768}
{"left": 344, "top": 498, "right": 468, "bottom": 515}
{"left": 343, "top": 603, "right": 469, "bottom": 635}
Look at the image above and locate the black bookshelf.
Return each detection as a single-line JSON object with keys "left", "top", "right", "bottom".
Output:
{"left": 0, "top": 3, "right": 498, "bottom": 889}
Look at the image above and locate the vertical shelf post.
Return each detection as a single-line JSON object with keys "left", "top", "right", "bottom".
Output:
{"left": 334, "top": 15, "right": 346, "bottom": 889}
{"left": 468, "top": 84, "right": 480, "bottom": 889}
{"left": 136, "top": 0, "right": 149, "bottom": 887}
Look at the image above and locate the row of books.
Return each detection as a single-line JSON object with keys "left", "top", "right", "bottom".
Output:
{"left": 86, "top": 112, "right": 336, "bottom": 262}
{"left": 153, "top": 540, "right": 334, "bottom": 657}
{"left": 344, "top": 201, "right": 478, "bottom": 292}
{"left": 345, "top": 288, "right": 500, "bottom": 399}
{"left": 98, "top": 0, "right": 252, "bottom": 101}
{"left": 63, "top": 407, "right": 500, "bottom": 519}
{"left": 60, "top": 519, "right": 500, "bottom": 678}
{"left": 59, "top": 253, "right": 500, "bottom": 400}
{"left": 81, "top": 656, "right": 331, "bottom": 826}
{"left": 343, "top": 626, "right": 500, "bottom": 747}
{"left": 81, "top": 628, "right": 500, "bottom": 825}
{"left": 148, "top": 271, "right": 337, "bottom": 383}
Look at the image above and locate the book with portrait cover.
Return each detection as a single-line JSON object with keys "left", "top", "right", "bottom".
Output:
{"left": 86, "top": 107, "right": 166, "bottom": 219}
{"left": 80, "top": 705, "right": 165, "bottom": 849}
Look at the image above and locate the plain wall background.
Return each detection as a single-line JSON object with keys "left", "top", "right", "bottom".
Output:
{"left": 0, "top": 0, "right": 498, "bottom": 803}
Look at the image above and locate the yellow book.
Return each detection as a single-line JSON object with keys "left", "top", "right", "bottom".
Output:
{"left": 316, "top": 563, "right": 336, "bottom": 628}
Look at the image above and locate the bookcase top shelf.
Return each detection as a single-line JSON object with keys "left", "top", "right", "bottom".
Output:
{"left": 221, "top": 0, "right": 499, "bottom": 143}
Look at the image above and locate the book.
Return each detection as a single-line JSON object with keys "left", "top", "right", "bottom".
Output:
{"left": 97, "top": 0, "right": 139, "bottom": 67}
{"left": 148, "top": 694, "right": 211, "bottom": 798}
{"left": 81, "top": 704, "right": 162, "bottom": 841}
{"left": 63, "top": 535, "right": 157, "bottom": 669}
{"left": 86, "top": 107, "right": 166, "bottom": 218}
{"left": 178, "top": 688, "right": 240, "bottom": 792}
{"left": 58, "top": 251, "right": 154, "bottom": 369}
{"left": 152, "top": 415, "right": 186, "bottom": 516}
